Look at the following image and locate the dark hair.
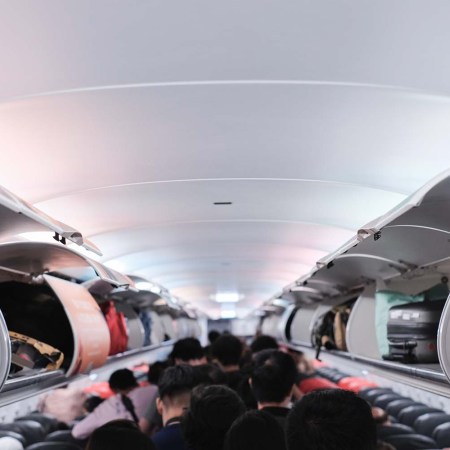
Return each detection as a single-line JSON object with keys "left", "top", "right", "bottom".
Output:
{"left": 108, "top": 369, "right": 138, "bottom": 391}
{"left": 158, "top": 364, "right": 196, "bottom": 400}
{"left": 208, "top": 330, "right": 221, "bottom": 344}
{"left": 251, "top": 353, "right": 297, "bottom": 403}
{"left": 86, "top": 419, "right": 155, "bottom": 450}
{"left": 170, "top": 338, "right": 204, "bottom": 362}
{"left": 193, "top": 363, "right": 227, "bottom": 386}
{"left": 183, "top": 385, "right": 245, "bottom": 450}
{"left": 147, "top": 360, "right": 170, "bottom": 384}
{"left": 224, "top": 410, "right": 286, "bottom": 450}
{"left": 211, "top": 335, "right": 243, "bottom": 366}
{"left": 84, "top": 395, "right": 105, "bottom": 413}
{"left": 286, "top": 389, "right": 377, "bottom": 450}
{"left": 250, "top": 335, "right": 279, "bottom": 354}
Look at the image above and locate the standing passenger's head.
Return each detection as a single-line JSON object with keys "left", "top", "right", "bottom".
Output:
{"left": 286, "top": 389, "right": 377, "bottom": 450}
{"left": 156, "top": 364, "right": 196, "bottom": 425}
{"left": 183, "top": 385, "right": 245, "bottom": 450}
{"left": 108, "top": 369, "right": 138, "bottom": 394}
{"left": 170, "top": 338, "right": 206, "bottom": 366}
{"left": 224, "top": 410, "right": 286, "bottom": 450}
{"left": 86, "top": 420, "right": 155, "bottom": 450}
{"left": 211, "top": 335, "right": 243, "bottom": 370}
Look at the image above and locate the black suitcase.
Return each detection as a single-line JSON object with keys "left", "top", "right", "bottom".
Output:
{"left": 383, "top": 299, "right": 446, "bottom": 363}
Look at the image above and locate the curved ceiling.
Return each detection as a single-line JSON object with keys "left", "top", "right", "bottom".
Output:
{"left": 1, "top": 1, "right": 450, "bottom": 317}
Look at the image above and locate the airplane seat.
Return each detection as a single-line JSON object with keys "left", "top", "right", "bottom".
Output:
{"left": 376, "top": 423, "right": 415, "bottom": 439}
{"left": 383, "top": 433, "right": 438, "bottom": 450}
{"left": 0, "top": 420, "right": 45, "bottom": 446}
{"left": 45, "top": 430, "right": 86, "bottom": 447}
{"left": 16, "top": 414, "right": 59, "bottom": 435}
{"left": 359, "top": 387, "right": 394, "bottom": 403}
{"left": 432, "top": 422, "right": 450, "bottom": 448}
{"left": 414, "top": 412, "right": 450, "bottom": 437}
{"left": 0, "top": 430, "right": 26, "bottom": 446}
{"left": 298, "top": 377, "right": 339, "bottom": 393}
{"left": 337, "top": 376, "right": 378, "bottom": 393}
{"left": 373, "top": 393, "right": 406, "bottom": 409}
{"left": 398, "top": 406, "right": 443, "bottom": 427}
{"left": 25, "top": 442, "right": 83, "bottom": 450}
{"left": 386, "top": 399, "right": 424, "bottom": 417}
{"left": 314, "top": 368, "right": 347, "bottom": 383}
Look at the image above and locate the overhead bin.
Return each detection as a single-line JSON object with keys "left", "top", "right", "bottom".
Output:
{"left": 274, "top": 172, "right": 450, "bottom": 387}
{"left": 0, "top": 184, "right": 101, "bottom": 255}
{"left": 0, "top": 274, "right": 110, "bottom": 382}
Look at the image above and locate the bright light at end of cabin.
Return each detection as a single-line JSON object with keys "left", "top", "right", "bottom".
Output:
{"left": 212, "top": 292, "right": 242, "bottom": 302}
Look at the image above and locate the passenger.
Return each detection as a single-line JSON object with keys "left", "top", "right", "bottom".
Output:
{"left": 140, "top": 338, "right": 206, "bottom": 434}
{"left": 85, "top": 419, "right": 155, "bottom": 450}
{"left": 72, "top": 369, "right": 157, "bottom": 439}
{"left": 151, "top": 365, "right": 196, "bottom": 450}
{"left": 286, "top": 389, "right": 377, "bottom": 450}
{"left": 371, "top": 407, "right": 390, "bottom": 425}
{"left": 192, "top": 363, "right": 227, "bottom": 386}
{"left": 83, "top": 395, "right": 105, "bottom": 414}
{"left": 148, "top": 360, "right": 170, "bottom": 385}
{"left": 224, "top": 410, "right": 286, "bottom": 450}
{"left": 249, "top": 335, "right": 279, "bottom": 354}
{"left": 170, "top": 338, "right": 207, "bottom": 366}
{"left": 183, "top": 385, "right": 245, "bottom": 450}
{"left": 211, "top": 335, "right": 245, "bottom": 391}
{"left": 37, "top": 386, "right": 87, "bottom": 424}
{"left": 250, "top": 351, "right": 297, "bottom": 428}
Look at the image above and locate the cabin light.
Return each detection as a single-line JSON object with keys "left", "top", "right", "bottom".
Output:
{"left": 290, "top": 286, "right": 321, "bottom": 294}
{"left": 220, "top": 310, "right": 237, "bottom": 319}
{"left": 212, "top": 292, "right": 242, "bottom": 303}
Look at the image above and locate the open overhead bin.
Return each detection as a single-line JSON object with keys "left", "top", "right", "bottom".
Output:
{"left": 279, "top": 171, "right": 450, "bottom": 386}
{"left": 0, "top": 184, "right": 101, "bottom": 256}
{"left": 0, "top": 241, "right": 141, "bottom": 393}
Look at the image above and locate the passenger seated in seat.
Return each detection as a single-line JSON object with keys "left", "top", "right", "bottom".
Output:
{"left": 72, "top": 369, "right": 157, "bottom": 439}
{"left": 86, "top": 419, "right": 155, "bottom": 450}
{"left": 151, "top": 365, "right": 196, "bottom": 450}
{"left": 250, "top": 351, "right": 297, "bottom": 429}
{"left": 224, "top": 410, "right": 286, "bottom": 450}
{"left": 183, "top": 385, "right": 245, "bottom": 450}
{"left": 371, "top": 407, "right": 390, "bottom": 425}
{"left": 286, "top": 389, "right": 377, "bottom": 450}
{"left": 249, "top": 335, "right": 279, "bottom": 354}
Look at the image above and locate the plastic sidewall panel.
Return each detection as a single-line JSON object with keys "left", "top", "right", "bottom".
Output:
{"left": 0, "top": 309, "right": 11, "bottom": 390}
{"left": 437, "top": 294, "right": 450, "bottom": 383}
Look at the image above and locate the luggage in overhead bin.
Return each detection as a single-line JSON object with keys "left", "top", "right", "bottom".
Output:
{"left": 115, "top": 302, "right": 145, "bottom": 350}
{"left": 383, "top": 299, "right": 446, "bottom": 363}
{"left": 99, "top": 300, "right": 128, "bottom": 355}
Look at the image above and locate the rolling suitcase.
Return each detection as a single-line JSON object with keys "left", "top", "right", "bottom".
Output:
{"left": 383, "top": 299, "right": 446, "bottom": 363}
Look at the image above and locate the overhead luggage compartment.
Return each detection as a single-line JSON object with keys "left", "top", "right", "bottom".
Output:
{"left": 274, "top": 171, "right": 450, "bottom": 390}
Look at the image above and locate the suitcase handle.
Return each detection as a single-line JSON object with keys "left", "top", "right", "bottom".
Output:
{"left": 388, "top": 340, "right": 417, "bottom": 350}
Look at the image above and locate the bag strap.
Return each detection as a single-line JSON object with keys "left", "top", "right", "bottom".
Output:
{"left": 121, "top": 394, "right": 139, "bottom": 424}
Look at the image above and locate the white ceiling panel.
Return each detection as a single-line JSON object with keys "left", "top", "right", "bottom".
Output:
{"left": 1, "top": 2, "right": 450, "bottom": 315}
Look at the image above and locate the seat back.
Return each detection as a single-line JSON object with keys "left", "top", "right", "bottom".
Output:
{"left": 0, "top": 421, "right": 45, "bottom": 447}
{"left": 386, "top": 399, "right": 423, "bottom": 417}
{"left": 377, "top": 423, "right": 415, "bottom": 439}
{"left": 16, "top": 414, "right": 58, "bottom": 435}
{"left": 398, "top": 405, "right": 442, "bottom": 427}
{"left": 0, "top": 430, "right": 26, "bottom": 446}
{"left": 414, "top": 412, "right": 450, "bottom": 437}
{"left": 432, "top": 422, "right": 450, "bottom": 448}
{"left": 45, "top": 430, "right": 86, "bottom": 447}
{"left": 384, "top": 433, "right": 437, "bottom": 450}
{"left": 359, "top": 388, "right": 394, "bottom": 403}
{"left": 26, "top": 443, "right": 82, "bottom": 450}
{"left": 373, "top": 393, "right": 404, "bottom": 409}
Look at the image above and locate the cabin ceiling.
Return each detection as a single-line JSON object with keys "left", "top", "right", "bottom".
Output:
{"left": 1, "top": 1, "right": 450, "bottom": 318}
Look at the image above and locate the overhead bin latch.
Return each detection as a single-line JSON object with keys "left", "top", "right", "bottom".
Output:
{"left": 53, "top": 232, "right": 66, "bottom": 246}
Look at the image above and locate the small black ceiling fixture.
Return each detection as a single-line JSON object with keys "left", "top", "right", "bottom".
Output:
{"left": 213, "top": 201, "right": 233, "bottom": 205}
